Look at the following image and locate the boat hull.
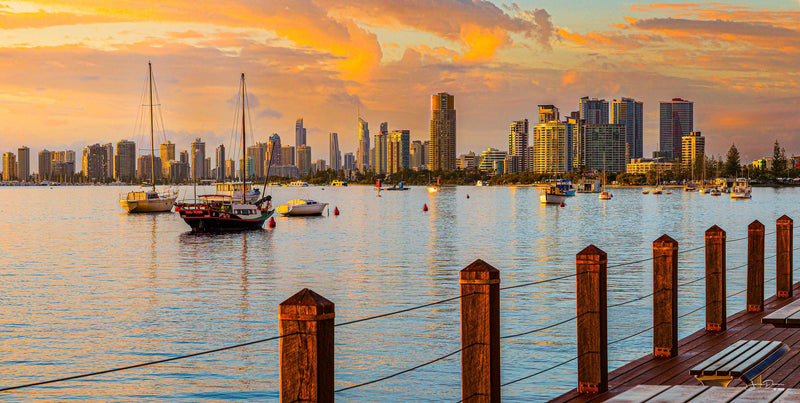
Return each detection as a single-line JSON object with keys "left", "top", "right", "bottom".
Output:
{"left": 277, "top": 204, "right": 327, "bottom": 216}
{"left": 119, "top": 197, "right": 176, "bottom": 213}
{"left": 540, "top": 192, "right": 566, "bottom": 204}
{"left": 176, "top": 206, "right": 274, "bottom": 232}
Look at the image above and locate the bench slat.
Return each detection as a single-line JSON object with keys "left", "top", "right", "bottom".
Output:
{"left": 691, "top": 386, "right": 746, "bottom": 403}
{"left": 763, "top": 299, "right": 800, "bottom": 325}
{"left": 787, "top": 309, "right": 800, "bottom": 326}
{"left": 690, "top": 340, "right": 751, "bottom": 375}
{"left": 720, "top": 341, "right": 780, "bottom": 376}
{"left": 740, "top": 343, "right": 790, "bottom": 383}
{"left": 728, "top": 387, "right": 786, "bottom": 402}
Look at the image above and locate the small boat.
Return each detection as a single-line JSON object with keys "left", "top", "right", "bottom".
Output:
{"left": 642, "top": 189, "right": 650, "bottom": 194}
{"left": 651, "top": 186, "right": 663, "bottom": 195}
{"left": 555, "top": 179, "right": 577, "bottom": 196}
{"left": 683, "top": 184, "right": 697, "bottom": 192}
{"left": 384, "top": 181, "right": 410, "bottom": 191}
{"left": 277, "top": 198, "right": 328, "bottom": 216}
{"left": 709, "top": 188, "right": 722, "bottom": 196}
{"left": 665, "top": 190, "right": 673, "bottom": 194}
{"left": 476, "top": 180, "right": 489, "bottom": 187}
{"left": 730, "top": 178, "right": 752, "bottom": 199}
{"left": 540, "top": 185, "right": 566, "bottom": 204}
{"left": 289, "top": 181, "right": 309, "bottom": 187}
{"left": 427, "top": 178, "right": 441, "bottom": 193}
{"left": 119, "top": 62, "right": 177, "bottom": 213}
{"left": 330, "top": 180, "right": 348, "bottom": 187}
{"left": 698, "top": 187, "right": 709, "bottom": 194}
{"left": 598, "top": 164, "right": 612, "bottom": 200}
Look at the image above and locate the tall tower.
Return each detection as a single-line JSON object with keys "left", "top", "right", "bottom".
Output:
{"left": 215, "top": 144, "right": 226, "bottom": 181}
{"left": 160, "top": 141, "right": 175, "bottom": 176}
{"left": 681, "top": 131, "right": 705, "bottom": 171}
{"left": 115, "top": 139, "right": 136, "bottom": 182}
{"left": 659, "top": 98, "right": 693, "bottom": 161}
{"left": 538, "top": 105, "right": 559, "bottom": 123}
{"left": 579, "top": 97, "right": 609, "bottom": 124}
{"left": 297, "top": 145, "right": 312, "bottom": 176}
{"left": 429, "top": 92, "right": 456, "bottom": 171}
{"left": 190, "top": 138, "right": 206, "bottom": 181}
{"left": 508, "top": 119, "right": 529, "bottom": 173}
{"left": 16, "top": 146, "right": 29, "bottom": 181}
{"left": 2, "top": 152, "right": 17, "bottom": 180}
{"left": 611, "top": 97, "right": 644, "bottom": 160}
{"left": 357, "top": 117, "right": 370, "bottom": 172}
{"left": 268, "top": 133, "right": 282, "bottom": 167}
{"left": 39, "top": 149, "right": 52, "bottom": 180}
{"left": 329, "top": 132, "right": 341, "bottom": 171}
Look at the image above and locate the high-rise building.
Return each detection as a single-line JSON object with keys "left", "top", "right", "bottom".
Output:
{"left": 38, "top": 149, "right": 51, "bottom": 180}
{"left": 477, "top": 148, "right": 507, "bottom": 172}
{"left": 51, "top": 150, "right": 76, "bottom": 181}
{"left": 179, "top": 150, "right": 189, "bottom": 164}
{"left": 659, "top": 98, "right": 693, "bottom": 161}
{"left": 190, "top": 138, "right": 205, "bottom": 180}
{"left": 313, "top": 159, "right": 326, "bottom": 173}
{"left": 372, "top": 131, "right": 388, "bottom": 174}
{"left": 137, "top": 155, "right": 162, "bottom": 182}
{"left": 329, "top": 132, "right": 341, "bottom": 172}
{"left": 681, "top": 131, "right": 705, "bottom": 171}
{"left": 508, "top": 119, "right": 529, "bottom": 173}
{"left": 215, "top": 144, "right": 226, "bottom": 181}
{"left": 246, "top": 143, "right": 266, "bottom": 179}
{"left": 343, "top": 152, "right": 355, "bottom": 171}
{"left": 457, "top": 152, "right": 477, "bottom": 170}
{"left": 160, "top": 141, "right": 175, "bottom": 176}
{"left": 297, "top": 145, "right": 311, "bottom": 176}
{"left": 357, "top": 117, "right": 370, "bottom": 171}
{"left": 532, "top": 121, "right": 573, "bottom": 173}
{"left": 103, "top": 143, "right": 114, "bottom": 179}
{"left": 566, "top": 115, "right": 584, "bottom": 170}
{"left": 268, "top": 133, "right": 281, "bottom": 168}
{"left": 115, "top": 140, "right": 136, "bottom": 182}
{"left": 538, "top": 104, "right": 559, "bottom": 123}
{"left": 410, "top": 141, "right": 424, "bottom": 170}
{"left": 611, "top": 97, "right": 644, "bottom": 160}
{"left": 579, "top": 97, "right": 609, "bottom": 124}
{"left": 204, "top": 157, "right": 211, "bottom": 179}
{"left": 429, "top": 92, "right": 456, "bottom": 171}
{"left": 81, "top": 144, "right": 107, "bottom": 181}
{"left": 225, "top": 158, "right": 235, "bottom": 180}
{"left": 584, "top": 124, "right": 627, "bottom": 173}
{"left": 17, "top": 146, "right": 29, "bottom": 181}
{"left": 295, "top": 117, "right": 307, "bottom": 148}
{"left": 2, "top": 152, "right": 16, "bottom": 180}
{"left": 388, "top": 130, "right": 410, "bottom": 174}
{"left": 281, "top": 145, "right": 296, "bottom": 166}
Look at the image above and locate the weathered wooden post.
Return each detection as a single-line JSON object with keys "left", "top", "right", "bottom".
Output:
{"left": 705, "top": 225, "right": 726, "bottom": 331}
{"left": 776, "top": 215, "right": 794, "bottom": 298}
{"left": 460, "top": 259, "right": 500, "bottom": 403}
{"left": 279, "top": 288, "right": 335, "bottom": 403}
{"left": 576, "top": 245, "right": 607, "bottom": 394}
{"left": 747, "top": 220, "right": 765, "bottom": 312}
{"left": 653, "top": 235, "right": 678, "bottom": 357}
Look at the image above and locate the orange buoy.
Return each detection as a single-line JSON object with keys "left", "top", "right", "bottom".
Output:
{"left": 560, "top": 202, "right": 565, "bottom": 207}
{"left": 334, "top": 207, "right": 340, "bottom": 216}
{"left": 268, "top": 217, "right": 276, "bottom": 228}
{"left": 423, "top": 203, "right": 428, "bottom": 212}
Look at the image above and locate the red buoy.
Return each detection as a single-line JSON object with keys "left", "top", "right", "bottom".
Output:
{"left": 466, "top": 194, "right": 470, "bottom": 199}
{"left": 560, "top": 202, "right": 565, "bottom": 207}
{"left": 334, "top": 207, "right": 340, "bottom": 216}
{"left": 423, "top": 203, "right": 428, "bottom": 212}
{"left": 268, "top": 217, "right": 276, "bottom": 228}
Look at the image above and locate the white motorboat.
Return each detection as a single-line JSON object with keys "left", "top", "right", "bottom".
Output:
{"left": 730, "top": 178, "right": 752, "bottom": 199}
{"left": 476, "top": 180, "right": 489, "bottom": 187}
{"left": 540, "top": 185, "right": 566, "bottom": 204}
{"left": 277, "top": 198, "right": 328, "bottom": 216}
{"left": 289, "top": 181, "right": 309, "bottom": 187}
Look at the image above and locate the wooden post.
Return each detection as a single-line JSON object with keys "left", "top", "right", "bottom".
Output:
{"left": 279, "top": 288, "right": 335, "bottom": 403}
{"left": 576, "top": 245, "right": 607, "bottom": 394}
{"left": 460, "top": 259, "right": 500, "bottom": 403}
{"left": 776, "top": 215, "right": 794, "bottom": 298}
{"left": 747, "top": 220, "right": 765, "bottom": 312}
{"left": 653, "top": 235, "right": 678, "bottom": 357}
{"left": 705, "top": 225, "right": 727, "bottom": 332}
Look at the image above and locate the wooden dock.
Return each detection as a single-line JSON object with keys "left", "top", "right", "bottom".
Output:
{"left": 551, "top": 281, "right": 800, "bottom": 402}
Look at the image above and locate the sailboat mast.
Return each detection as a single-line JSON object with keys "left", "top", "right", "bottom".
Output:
{"left": 241, "top": 73, "right": 246, "bottom": 204}
{"left": 148, "top": 61, "right": 156, "bottom": 191}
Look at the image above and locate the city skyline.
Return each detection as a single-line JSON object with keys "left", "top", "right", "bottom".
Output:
{"left": 0, "top": 1, "right": 798, "bottom": 170}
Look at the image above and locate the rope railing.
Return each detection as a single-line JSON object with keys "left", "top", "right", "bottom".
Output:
{"left": 500, "top": 353, "right": 584, "bottom": 388}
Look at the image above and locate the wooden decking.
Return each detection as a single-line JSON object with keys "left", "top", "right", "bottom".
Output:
{"left": 551, "top": 281, "right": 800, "bottom": 402}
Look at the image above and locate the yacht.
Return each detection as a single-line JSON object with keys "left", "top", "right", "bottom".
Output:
{"left": 730, "top": 178, "right": 752, "bottom": 199}
{"left": 277, "top": 199, "right": 328, "bottom": 216}
{"left": 540, "top": 185, "right": 567, "bottom": 204}
{"left": 289, "top": 181, "right": 309, "bottom": 187}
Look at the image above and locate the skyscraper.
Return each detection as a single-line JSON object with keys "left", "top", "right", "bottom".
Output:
{"left": 579, "top": 97, "right": 609, "bottom": 124}
{"left": 2, "top": 152, "right": 16, "bottom": 180}
{"left": 429, "top": 92, "right": 456, "bottom": 171}
{"left": 410, "top": 140, "right": 424, "bottom": 170}
{"left": 115, "top": 139, "right": 136, "bottom": 182}
{"left": 380, "top": 122, "right": 388, "bottom": 133}
{"left": 531, "top": 121, "right": 573, "bottom": 173}
{"left": 357, "top": 117, "right": 370, "bottom": 171}
{"left": 103, "top": 143, "right": 114, "bottom": 179}
{"left": 17, "top": 146, "right": 29, "bottom": 181}
{"left": 190, "top": 138, "right": 205, "bottom": 181}
{"left": 583, "top": 124, "right": 627, "bottom": 172}
{"left": 82, "top": 143, "right": 106, "bottom": 181}
{"left": 681, "top": 131, "right": 705, "bottom": 171}
{"left": 268, "top": 133, "right": 282, "bottom": 167}
{"left": 225, "top": 159, "right": 236, "bottom": 180}
{"left": 160, "top": 141, "right": 175, "bottom": 176}
{"left": 508, "top": 119, "right": 529, "bottom": 173}
{"left": 137, "top": 155, "right": 162, "bottom": 182}
{"left": 343, "top": 152, "right": 355, "bottom": 171}
{"left": 215, "top": 144, "right": 225, "bottom": 181}
{"left": 372, "top": 130, "right": 388, "bottom": 174}
{"left": 659, "top": 98, "right": 693, "bottom": 161}
{"left": 297, "top": 145, "right": 311, "bottom": 176}
{"left": 611, "top": 97, "right": 644, "bottom": 160}
{"left": 295, "top": 117, "right": 307, "bottom": 148}
{"left": 329, "top": 132, "right": 341, "bottom": 171}
{"left": 246, "top": 143, "right": 266, "bottom": 179}
{"left": 388, "top": 130, "right": 410, "bottom": 174}
{"left": 281, "top": 145, "right": 295, "bottom": 166}
{"left": 38, "top": 149, "right": 51, "bottom": 180}
{"left": 538, "top": 104, "right": 559, "bottom": 123}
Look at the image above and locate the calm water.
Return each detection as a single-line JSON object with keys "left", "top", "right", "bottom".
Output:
{"left": 1, "top": 185, "right": 798, "bottom": 402}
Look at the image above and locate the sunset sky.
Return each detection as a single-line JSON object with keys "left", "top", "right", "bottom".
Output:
{"left": 1, "top": 0, "right": 799, "bottom": 171}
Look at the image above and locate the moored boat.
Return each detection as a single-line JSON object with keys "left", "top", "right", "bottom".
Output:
{"left": 540, "top": 185, "right": 566, "bottom": 204}
{"left": 330, "top": 180, "right": 348, "bottom": 187}
{"left": 730, "top": 178, "right": 752, "bottom": 199}
{"left": 709, "top": 188, "right": 722, "bottom": 196}
{"left": 277, "top": 198, "right": 328, "bottom": 216}
{"left": 555, "top": 179, "right": 577, "bottom": 196}
{"left": 476, "top": 180, "right": 489, "bottom": 187}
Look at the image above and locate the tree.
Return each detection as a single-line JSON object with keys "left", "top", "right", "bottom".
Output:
{"left": 723, "top": 144, "right": 741, "bottom": 178}
{"left": 772, "top": 140, "right": 787, "bottom": 176}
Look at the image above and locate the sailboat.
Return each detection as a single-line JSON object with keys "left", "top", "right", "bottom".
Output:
{"left": 599, "top": 156, "right": 612, "bottom": 200}
{"left": 119, "top": 62, "right": 178, "bottom": 213}
{"left": 174, "top": 73, "right": 275, "bottom": 232}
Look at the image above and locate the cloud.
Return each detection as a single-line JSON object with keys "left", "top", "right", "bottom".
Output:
{"left": 258, "top": 107, "right": 282, "bottom": 119}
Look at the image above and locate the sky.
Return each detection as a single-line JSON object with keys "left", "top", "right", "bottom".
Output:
{"left": 1, "top": 0, "right": 799, "bottom": 172}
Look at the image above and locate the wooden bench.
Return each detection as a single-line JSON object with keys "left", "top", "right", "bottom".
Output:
{"left": 608, "top": 385, "right": 800, "bottom": 402}
{"left": 762, "top": 298, "right": 800, "bottom": 327}
{"left": 689, "top": 340, "right": 789, "bottom": 387}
